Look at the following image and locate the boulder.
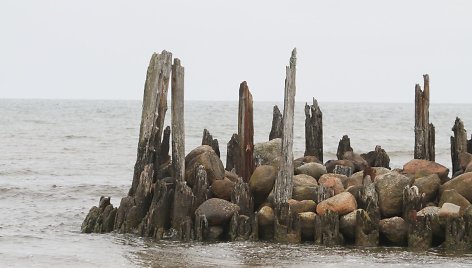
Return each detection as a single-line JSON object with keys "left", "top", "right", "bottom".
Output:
{"left": 316, "top": 192, "right": 357, "bottom": 216}
{"left": 459, "top": 152, "right": 472, "bottom": 171}
{"left": 205, "top": 226, "right": 224, "bottom": 240}
{"left": 295, "top": 162, "right": 327, "bottom": 180}
{"left": 253, "top": 138, "right": 281, "bottom": 167}
{"left": 249, "top": 165, "right": 277, "bottom": 206}
{"left": 258, "top": 206, "right": 275, "bottom": 227}
{"left": 379, "top": 216, "right": 408, "bottom": 246}
{"left": 466, "top": 162, "right": 472, "bottom": 173}
{"left": 299, "top": 212, "right": 316, "bottom": 240}
{"left": 294, "top": 155, "right": 321, "bottom": 169}
{"left": 288, "top": 199, "right": 316, "bottom": 214}
{"left": 325, "top": 159, "right": 355, "bottom": 174}
{"left": 360, "top": 145, "right": 390, "bottom": 169}
{"left": 225, "top": 170, "right": 240, "bottom": 182}
{"left": 347, "top": 167, "right": 391, "bottom": 188}
{"left": 375, "top": 171, "right": 411, "bottom": 218}
{"left": 439, "top": 189, "right": 471, "bottom": 215}
{"left": 195, "top": 198, "right": 240, "bottom": 226}
{"left": 438, "top": 203, "right": 461, "bottom": 219}
{"left": 413, "top": 174, "right": 440, "bottom": 203}
{"left": 210, "top": 178, "right": 236, "bottom": 201}
{"left": 318, "top": 174, "right": 345, "bottom": 195}
{"left": 339, "top": 209, "right": 362, "bottom": 240}
{"left": 343, "top": 151, "right": 369, "bottom": 172}
{"left": 440, "top": 172, "right": 472, "bottom": 202}
{"left": 402, "top": 159, "right": 449, "bottom": 182}
{"left": 292, "top": 186, "right": 316, "bottom": 201}
{"left": 293, "top": 174, "right": 318, "bottom": 187}
{"left": 185, "top": 145, "right": 225, "bottom": 186}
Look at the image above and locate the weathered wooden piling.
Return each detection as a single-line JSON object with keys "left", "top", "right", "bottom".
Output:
{"left": 451, "top": 117, "right": 468, "bottom": 174}
{"left": 336, "top": 135, "right": 352, "bottom": 160}
{"left": 202, "top": 128, "right": 220, "bottom": 158}
{"left": 273, "top": 49, "right": 297, "bottom": 242}
{"left": 269, "top": 105, "right": 283, "bottom": 140}
{"left": 129, "top": 51, "right": 172, "bottom": 196}
{"left": 304, "top": 98, "right": 323, "bottom": 162}
{"left": 226, "top": 133, "right": 240, "bottom": 172}
{"left": 237, "top": 81, "right": 255, "bottom": 182}
{"left": 414, "top": 74, "right": 435, "bottom": 161}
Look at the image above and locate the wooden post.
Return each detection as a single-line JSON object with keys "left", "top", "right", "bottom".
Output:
{"left": 226, "top": 133, "right": 240, "bottom": 172}
{"left": 274, "top": 48, "right": 296, "bottom": 206}
{"left": 269, "top": 105, "right": 283, "bottom": 140}
{"left": 451, "top": 117, "right": 468, "bottom": 174}
{"left": 336, "top": 135, "right": 352, "bottom": 160}
{"left": 304, "top": 98, "right": 323, "bottom": 162}
{"left": 202, "top": 128, "right": 220, "bottom": 158}
{"left": 171, "top": 58, "right": 185, "bottom": 182}
{"left": 414, "top": 74, "right": 435, "bottom": 161}
{"left": 237, "top": 81, "right": 255, "bottom": 182}
{"left": 129, "top": 51, "right": 172, "bottom": 196}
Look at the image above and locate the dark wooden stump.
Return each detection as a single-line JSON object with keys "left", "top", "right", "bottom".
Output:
{"left": 226, "top": 133, "right": 240, "bottom": 172}
{"left": 314, "top": 210, "right": 343, "bottom": 246}
{"left": 231, "top": 178, "right": 254, "bottom": 216}
{"left": 408, "top": 215, "right": 433, "bottom": 250}
{"left": 337, "top": 135, "right": 353, "bottom": 160}
{"left": 414, "top": 74, "right": 435, "bottom": 161}
{"left": 443, "top": 217, "right": 470, "bottom": 250}
{"left": 403, "top": 185, "right": 424, "bottom": 221}
{"left": 333, "top": 165, "right": 353, "bottom": 177}
{"left": 304, "top": 98, "right": 323, "bottom": 162}
{"left": 451, "top": 117, "right": 468, "bottom": 174}
{"left": 269, "top": 105, "right": 283, "bottom": 141}
{"left": 191, "top": 165, "right": 209, "bottom": 213}
{"left": 355, "top": 209, "right": 379, "bottom": 247}
{"left": 202, "top": 128, "right": 220, "bottom": 158}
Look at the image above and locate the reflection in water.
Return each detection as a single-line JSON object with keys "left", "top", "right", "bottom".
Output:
{"left": 125, "top": 239, "right": 472, "bottom": 267}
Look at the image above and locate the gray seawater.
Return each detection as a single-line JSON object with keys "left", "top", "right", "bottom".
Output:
{"left": 1, "top": 99, "right": 472, "bottom": 267}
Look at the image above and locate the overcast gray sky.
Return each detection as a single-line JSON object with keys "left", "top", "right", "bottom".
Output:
{"left": 1, "top": 1, "right": 471, "bottom": 103}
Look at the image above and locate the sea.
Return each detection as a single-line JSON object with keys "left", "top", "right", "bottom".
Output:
{"left": 1, "top": 99, "right": 472, "bottom": 267}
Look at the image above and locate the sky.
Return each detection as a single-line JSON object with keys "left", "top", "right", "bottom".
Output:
{"left": 1, "top": 1, "right": 471, "bottom": 103}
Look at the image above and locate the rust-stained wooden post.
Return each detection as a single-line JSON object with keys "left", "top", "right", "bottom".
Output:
{"left": 451, "top": 117, "right": 468, "bottom": 174}
{"left": 304, "top": 98, "right": 323, "bottom": 162}
{"left": 129, "top": 50, "right": 172, "bottom": 196}
{"left": 269, "top": 105, "right": 283, "bottom": 140}
{"left": 237, "top": 81, "right": 255, "bottom": 182}
{"left": 414, "top": 74, "right": 435, "bottom": 161}
{"left": 274, "top": 48, "right": 296, "bottom": 209}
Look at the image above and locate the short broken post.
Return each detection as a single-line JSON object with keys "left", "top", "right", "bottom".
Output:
{"left": 202, "top": 128, "right": 220, "bottom": 158}
{"left": 414, "top": 74, "right": 435, "bottom": 161}
{"left": 337, "top": 135, "right": 353, "bottom": 160}
{"left": 451, "top": 117, "right": 468, "bottom": 174}
{"left": 304, "top": 98, "right": 323, "bottom": 162}
{"left": 269, "top": 105, "right": 283, "bottom": 140}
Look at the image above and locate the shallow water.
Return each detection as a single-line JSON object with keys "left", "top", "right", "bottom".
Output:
{"left": 1, "top": 99, "right": 472, "bottom": 267}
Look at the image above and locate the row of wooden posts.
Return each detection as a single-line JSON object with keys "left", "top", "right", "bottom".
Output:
{"left": 124, "top": 49, "right": 472, "bottom": 243}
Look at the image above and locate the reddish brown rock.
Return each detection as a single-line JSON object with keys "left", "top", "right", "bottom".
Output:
{"left": 402, "top": 159, "right": 449, "bottom": 182}
{"left": 440, "top": 172, "right": 472, "bottom": 202}
{"left": 318, "top": 174, "right": 345, "bottom": 195}
{"left": 316, "top": 192, "right": 357, "bottom": 216}
{"left": 258, "top": 206, "right": 275, "bottom": 226}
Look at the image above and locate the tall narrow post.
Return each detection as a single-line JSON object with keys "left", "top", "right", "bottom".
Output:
{"left": 451, "top": 117, "right": 468, "bottom": 174}
{"left": 129, "top": 50, "right": 172, "bottom": 196}
{"left": 414, "top": 74, "right": 435, "bottom": 161}
{"left": 237, "top": 81, "right": 255, "bottom": 182}
{"left": 304, "top": 98, "right": 323, "bottom": 162}
{"left": 274, "top": 48, "right": 297, "bottom": 206}
{"left": 171, "top": 58, "right": 185, "bottom": 182}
